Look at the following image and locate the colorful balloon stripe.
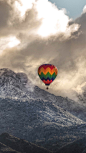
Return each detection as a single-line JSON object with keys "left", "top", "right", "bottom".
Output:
{"left": 43, "top": 80, "right": 53, "bottom": 85}
{"left": 39, "top": 64, "right": 55, "bottom": 70}
{"left": 38, "top": 72, "right": 57, "bottom": 80}
{"left": 38, "top": 67, "right": 58, "bottom": 75}
{"left": 41, "top": 77, "right": 55, "bottom": 81}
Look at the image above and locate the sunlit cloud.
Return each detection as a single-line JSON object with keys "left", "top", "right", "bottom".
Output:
{"left": 8, "top": 0, "right": 80, "bottom": 38}
{"left": 34, "top": 0, "right": 79, "bottom": 38}
{"left": 82, "top": 5, "right": 86, "bottom": 14}
{"left": 14, "top": 0, "right": 35, "bottom": 17}
{"left": 8, "top": 36, "right": 20, "bottom": 48}
{"left": 0, "top": 36, "right": 20, "bottom": 54}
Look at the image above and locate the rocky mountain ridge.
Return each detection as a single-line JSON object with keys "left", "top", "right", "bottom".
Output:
{"left": 0, "top": 68, "right": 86, "bottom": 152}
{"left": 0, "top": 133, "right": 52, "bottom": 153}
{"left": 0, "top": 97, "right": 85, "bottom": 152}
{"left": 0, "top": 68, "right": 33, "bottom": 100}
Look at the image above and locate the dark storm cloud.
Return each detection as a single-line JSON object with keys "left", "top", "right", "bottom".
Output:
{"left": 0, "top": 0, "right": 12, "bottom": 36}
{"left": 0, "top": 1, "right": 11, "bottom": 28}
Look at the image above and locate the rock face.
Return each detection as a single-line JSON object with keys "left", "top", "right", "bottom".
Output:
{"left": 0, "top": 68, "right": 33, "bottom": 100}
{"left": 0, "top": 133, "right": 52, "bottom": 153}
{"left": 0, "top": 142, "right": 20, "bottom": 153}
{"left": 0, "top": 68, "right": 28, "bottom": 89}
{"left": 16, "top": 72, "right": 28, "bottom": 85}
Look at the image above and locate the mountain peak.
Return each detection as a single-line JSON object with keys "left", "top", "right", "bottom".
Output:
{"left": 0, "top": 68, "right": 16, "bottom": 76}
{"left": 0, "top": 68, "right": 34, "bottom": 100}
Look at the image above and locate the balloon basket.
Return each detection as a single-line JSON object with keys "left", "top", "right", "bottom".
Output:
{"left": 46, "top": 87, "right": 49, "bottom": 90}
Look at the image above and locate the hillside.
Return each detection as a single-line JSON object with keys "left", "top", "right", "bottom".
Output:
{"left": 0, "top": 68, "right": 86, "bottom": 152}
{"left": 0, "top": 133, "right": 52, "bottom": 153}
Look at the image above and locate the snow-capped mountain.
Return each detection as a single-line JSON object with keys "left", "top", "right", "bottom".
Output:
{"left": 0, "top": 68, "right": 86, "bottom": 122}
{"left": 0, "top": 68, "right": 86, "bottom": 152}
{"left": 0, "top": 68, "right": 34, "bottom": 100}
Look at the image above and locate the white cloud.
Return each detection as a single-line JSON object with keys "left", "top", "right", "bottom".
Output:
{"left": 0, "top": 36, "right": 20, "bottom": 54}
{"left": 14, "top": 0, "right": 35, "bottom": 17}
{"left": 8, "top": 0, "right": 80, "bottom": 38}
{"left": 8, "top": 36, "right": 20, "bottom": 48}
{"left": 83, "top": 5, "right": 86, "bottom": 14}
{"left": 34, "top": 0, "right": 79, "bottom": 38}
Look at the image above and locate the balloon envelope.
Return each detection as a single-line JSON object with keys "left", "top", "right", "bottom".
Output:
{"left": 38, "top": 64, "right": 58, "bottom": 86}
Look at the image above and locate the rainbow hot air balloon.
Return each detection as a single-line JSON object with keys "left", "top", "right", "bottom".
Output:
{"left": 38, "top": 64, "right": 58, "bottom": 90}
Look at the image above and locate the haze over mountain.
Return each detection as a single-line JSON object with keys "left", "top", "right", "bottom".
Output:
{"left": 0, "top": 68, "right": 85, "bottom": 152}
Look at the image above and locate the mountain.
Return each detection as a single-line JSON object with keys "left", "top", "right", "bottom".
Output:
{"left": 0, "top": 97, "right": 85, "bottom": 152}
{"left": 0, "top": 68, "right": 85, "bottom": 122}
{"left": 0, "top": 68, "right": 86, "bottom": 152}
{"left": 0, "top": 133, "right": 52, "bottom": 153}
{"left": 0, "top": 68, "right": 86, "bottom": 122}
{"left": 57, "top": 136, "right": 86, "bottom": 153}
{"left": 0, "top": 142, "right": 20, "bottom": 153}
{"left": 0, "top": 68, "right": 34, "bottom": 100}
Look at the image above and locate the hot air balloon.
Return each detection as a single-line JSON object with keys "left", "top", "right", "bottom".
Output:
{"left": 38, "top": 64, "right": 58, "bottom": 90}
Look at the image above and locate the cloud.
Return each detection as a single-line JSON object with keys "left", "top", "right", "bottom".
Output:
{"left": 0, "top": 1, "right": 11, "bottom": 28}
{"left": 0, "top": 36, "right": 20, "bottom": 54}
{"left": 13, "top": 0, "right": 36, "bottom": 17}
{"left": 82, "top": 5, "right": 86, "bottom": 14}
{"left": 33, "top": 0, "right": 79, "bottom": 38}
{"left": 0, "top": 0, "right": 79, "bottom": 38}
{"left": 0, "top": 0, "right": 86, "bottom": 100}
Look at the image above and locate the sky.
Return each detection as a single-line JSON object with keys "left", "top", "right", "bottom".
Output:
{"left": 49, "top": 0, "right": 86, "bottom": 19}
{"left": 0, "top": 0, "right": 86, "bottom": 101}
